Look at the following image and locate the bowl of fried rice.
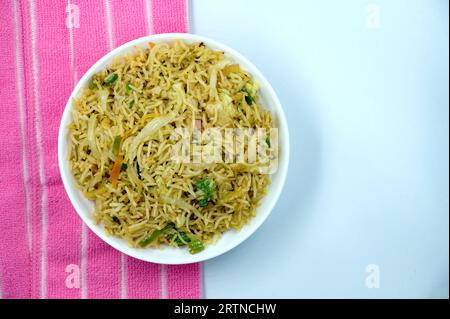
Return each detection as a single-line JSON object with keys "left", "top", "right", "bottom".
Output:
{"left": 58, "top": 33, "right": 289, "bottom": 264}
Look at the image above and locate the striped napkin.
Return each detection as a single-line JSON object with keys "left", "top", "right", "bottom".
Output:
{"left": 0, "top": 0, "right": 201, "bottom": 299}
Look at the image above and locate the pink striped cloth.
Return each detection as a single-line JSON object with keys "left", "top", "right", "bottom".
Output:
{"left": 0, "top": 0, "right": 201, "bottom": 299}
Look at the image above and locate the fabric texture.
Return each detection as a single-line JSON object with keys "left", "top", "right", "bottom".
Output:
{"left": 0, "top": 0, "right": 201, "bottom": 299}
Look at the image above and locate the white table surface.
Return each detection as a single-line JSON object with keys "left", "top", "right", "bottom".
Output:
{"left": 191, "top": 0, "right": 449, "bottom": 298}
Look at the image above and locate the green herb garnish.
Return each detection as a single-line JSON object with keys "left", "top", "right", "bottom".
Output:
{"left": 120, "top": 163, "right": 128, "bottom": 171}
{"left": 139, "top": 222, "right": 175, "bottom": 247}
{"left": 195, "top": 178, "right": 216, "bottom": 208}
{"left": 126, "top": 83, "right": 132, "bottom": 93}
{"left": 198, "top": 198, "right": 209, "bottom": 208}
{"left": 104, "top": 73, "right": 118, "bottom": 85}
{"left": 240, "top": 87, "right": 254, "bottom": 105}
{"left": 188, "top": 239, "right": 205, "bottom": 254}
{"left": 265, "top": 137, "right": 271, "bottom": 148}
{"left": 173, "top": 231, "right": 204, "bottom": 254}
{"left": 174, "top": 231, "right": 191, "bottom": 247}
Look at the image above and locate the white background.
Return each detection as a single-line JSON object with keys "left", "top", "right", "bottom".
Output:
{"left": 191, "top": 0, "right": 449, "bottom": 298}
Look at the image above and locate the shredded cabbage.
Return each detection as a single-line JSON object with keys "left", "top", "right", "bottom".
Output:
{"left": 127, "top": 114, "right": 176, "bottom": 161}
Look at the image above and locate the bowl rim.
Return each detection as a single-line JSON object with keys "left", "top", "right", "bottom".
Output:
{"left": 58, "top": 33, "right": 290, "bottom": 264}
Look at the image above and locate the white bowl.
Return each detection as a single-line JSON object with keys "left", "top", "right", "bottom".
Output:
{"left": 58, "top": 33, "right": 289, "bottom": 264}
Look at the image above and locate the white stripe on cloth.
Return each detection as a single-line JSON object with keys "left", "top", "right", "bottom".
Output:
{"left": 29, "top": 0, "right": 49, "bottom": 299}
{"left": 104, "top": 0, "right": 114, "bottom": 51}
{"left": 160, "top": 264, "right": 167, "bottom": 299}
{"left": 67, "top": 0, "right": 76, "bottom": 89}
{"left": 0, "top": 272, "right": 3, "bottom": 298}
{"left": 13, "top": 0, "right": 32, "bottom": 253}
{"left": 199, "top": 262, "right": 204, "bottom": 298}
{"left": 66, "top": 0, "right": 87, "bottom": 299}
{"left": 145, "top": 0, "right": 154, "bottom": 35}
{"left": 186, "top": 0, "right": 192, "bottom": 33}
{"left": 81, "top": 224, "right": 87, "bottom": 298}
{"left": 120, "top": 254, "right": 127, "bottom": 299}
